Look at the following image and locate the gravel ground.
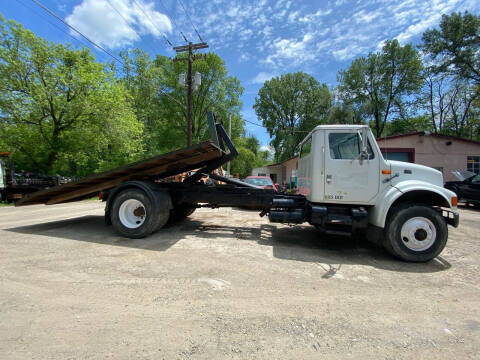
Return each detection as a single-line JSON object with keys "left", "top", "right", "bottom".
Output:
{"left": 0, "top": 201, "right": 479, "bottom": 359}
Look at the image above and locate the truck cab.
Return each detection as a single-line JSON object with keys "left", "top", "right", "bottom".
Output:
{"left": 293, "top": 125, "right": 459, "bottom": 262}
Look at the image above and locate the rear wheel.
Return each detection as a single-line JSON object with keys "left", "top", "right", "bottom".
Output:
{"left": 385, "top": 204, "right": 447, "bottom": 262}
{"left": 111, "top": 189, "right": 169, "bottom": 238}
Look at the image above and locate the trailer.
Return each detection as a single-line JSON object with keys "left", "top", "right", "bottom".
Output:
{"left": 0, "top": 152, "right": 70, "bottom": 202}
{"left": 16, "top": 112, "right": 459, "bottom": 262}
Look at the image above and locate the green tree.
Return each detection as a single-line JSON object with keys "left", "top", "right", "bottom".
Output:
{"left": 229, "top": 135, "right": 271, "bottom": 178}
{"left": 118, "top": 50, "right": 245, "bottom": 155}
{"left": 385, "top": 115, "right": 433, "bottom": 136}
{"left": 422, "top": 12, "right": 480, "bottom": 84}
{"left": 119, "top": 49, "right": 167, "bottom": 156}
{"left": 229, "top": 146, "right": 256, "bottom": 179}
{"left": 156, "top": 53, "right": 244, "bottom": 149}
{"left": 253, "top": 72, "right": 332, "bottom": 161}
{"left": 338, "top": 40, "right": 423, "bottom": 137}
{"left": 0, "top": 16, "right": 143, "bottom": 176}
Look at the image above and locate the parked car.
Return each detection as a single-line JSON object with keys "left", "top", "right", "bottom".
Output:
{"left": 244, "top": 176, "right": 278, "bottom": 192}
{"left": 445, "top": 170, "right": 480, "bottom": 208}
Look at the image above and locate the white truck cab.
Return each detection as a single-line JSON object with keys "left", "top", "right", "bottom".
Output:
{"left": 292, "top": 124, "right": 459, "bottom": 262}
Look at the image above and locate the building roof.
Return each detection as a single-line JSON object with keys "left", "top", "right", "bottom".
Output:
{"left": 376, "top": 131, "right": 480, "bottom": 146}
{"left": 265, "top": 155, "right": 298, "bottom": 168}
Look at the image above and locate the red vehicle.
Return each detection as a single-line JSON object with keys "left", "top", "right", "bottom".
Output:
{"left": 244, "top": 176, "right": 278, "bottom": 192}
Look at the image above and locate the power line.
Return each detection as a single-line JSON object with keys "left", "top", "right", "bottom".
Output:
{"left": 243, "top": 118, "right": 310, "bottom": 133}
{"left": 29, "top": 0, "right": 124, "bottom": 65}
{"left": 105, "top": 0, "right": 142, "bottom": 40}
{"left": 243, "top": 119, "right": 265, "bottom": 127}
{"left": 15, "top": 0, "right": 102, "bottom": 57}
{"left": 131, "top": 0, "right": 173, "bottom": 47}
{"left": 105, "top": 0, "right": 156, "bottom": 56}
{"left": 177, "top": 0, "right": 204, "bottom": 42}
{"left": 155, "top": 0, "right": 184, "bottom": 44}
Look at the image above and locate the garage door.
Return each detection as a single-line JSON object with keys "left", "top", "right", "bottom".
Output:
{"left": 380, "top": 148, "right": 415, "bottom": 163}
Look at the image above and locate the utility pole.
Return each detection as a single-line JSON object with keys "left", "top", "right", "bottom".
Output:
{"left": 173, "top": 41, "right": 208, "bottom": 146}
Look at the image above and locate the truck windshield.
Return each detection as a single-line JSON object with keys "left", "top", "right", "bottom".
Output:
{"left": 245, "top": 178, "right": 273, "bottom": 186}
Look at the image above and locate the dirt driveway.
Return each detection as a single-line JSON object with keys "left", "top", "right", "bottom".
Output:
{"left": 0, "top": 202, "right": 479, "bottom": 359}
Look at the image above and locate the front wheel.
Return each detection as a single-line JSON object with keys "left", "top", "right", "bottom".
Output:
{"left": 385, "top": 204, "right": 448, "bottom": 262}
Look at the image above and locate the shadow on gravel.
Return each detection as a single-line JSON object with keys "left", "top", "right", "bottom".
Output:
{"left": 6, "top": 214, "right": 451, "bottom": 274}
{"left": 458, "top": 203, "right": 480, "bottom": 212}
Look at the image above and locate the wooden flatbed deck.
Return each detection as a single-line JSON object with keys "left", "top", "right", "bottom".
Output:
{"left": 15, "top": 141, "right": 223, "bottom": 206}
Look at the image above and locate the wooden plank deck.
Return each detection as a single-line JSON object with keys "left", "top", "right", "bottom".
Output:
{"left": 16, "top": 141, "right": 222, "bottom": 206}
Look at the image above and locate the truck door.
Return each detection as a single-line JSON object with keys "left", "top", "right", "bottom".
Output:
{"left": 324, "top": 130, "right": 379, "bottom": 204}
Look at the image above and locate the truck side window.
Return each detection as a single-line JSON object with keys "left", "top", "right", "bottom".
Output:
{"left": 300, "top": 137, "right": 312, "bottom": 158}
{"left": 329, "top": 133, "right": 360, "bottom": 160}
{"left": 329, "top": 133, "right": 376, "bottom": 160}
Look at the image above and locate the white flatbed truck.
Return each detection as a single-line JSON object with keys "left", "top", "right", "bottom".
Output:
{"left": 16, "top": 113, "right": 459, "bottom": 262}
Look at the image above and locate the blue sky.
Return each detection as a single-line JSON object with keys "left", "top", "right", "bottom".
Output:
{"left": 2, "top": 0, "right": 480, "bottom": 147}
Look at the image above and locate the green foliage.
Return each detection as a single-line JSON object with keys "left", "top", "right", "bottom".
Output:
{"left": 253, "top": 72, "right": 332, "bottom": 161}
{"left": 0, "top": 16, "right": 143, "bottom": 176}
{"left": 117, "top": 50, "right": 245, "bottom": 155}
{"left": 385, "top": 116, "right": 433, "bottom": 136}
{"left": 229, "top": 135, "right": 270, "bottom": 178}
{"left": 0, "top": 16, "right": 248, "bottom": 177}
{"left": 338, "top": 40, "right": 423, "bottom": 137}
{"left": 422, "top": 12, "right": 480, "bottom": 84}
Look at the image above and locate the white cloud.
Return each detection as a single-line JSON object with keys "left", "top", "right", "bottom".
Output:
{"left": 179, "top": 0, "right": 480, "bottom": 71}
{"left": 298, "top": 8, "right": 332, "bottom": 23}
{"left": 250, "top": 72, "right": 277, "bottom": 84}
{"left": 394, "top": 0, "right": 461, "bottom": 44}
{"left": 287, "top": 10, "right": 300, "bottom": 23}
{"left": 65, "top": 0, "right": 172, "bottom": 49}
{"left": 265, "top": 33, "right": 315, "bottom": 67}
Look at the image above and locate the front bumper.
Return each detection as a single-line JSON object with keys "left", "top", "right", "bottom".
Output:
{"left": 442, "top": 209, "right": 459, "bottom": 227}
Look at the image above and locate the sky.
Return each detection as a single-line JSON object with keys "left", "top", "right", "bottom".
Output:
{"left": 2, "top": 0, "right": 480, "bottom": 148}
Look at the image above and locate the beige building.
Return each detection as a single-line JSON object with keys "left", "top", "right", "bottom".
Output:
{"left": 376, "top": 132, "right": 480, "bottom": 181}
{"left": 251, "top": 156, "right": 298, "bottom": 186}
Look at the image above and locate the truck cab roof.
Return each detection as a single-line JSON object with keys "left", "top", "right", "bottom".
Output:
{"left": 311, "top": 124, "right": 369, "bottom": 131}
{"left": 299, "top": 124, "right": 370, "bottom": 147}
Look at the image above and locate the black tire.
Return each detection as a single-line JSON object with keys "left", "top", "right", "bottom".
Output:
{"left": 384, "top": 204, "right": 448, "bottom": 262}
{"left": 168, "top": 206, "right": 196, "bottom": 224}
{"left": 111, "top": 188, "right": 170, "bottom": 238}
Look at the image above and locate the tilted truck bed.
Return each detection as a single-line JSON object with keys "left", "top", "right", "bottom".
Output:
{"left": 15, "top": 141, "right": 224, "bottom": 206}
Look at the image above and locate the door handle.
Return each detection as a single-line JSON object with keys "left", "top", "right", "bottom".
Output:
{"left": 326, "top": 174, "right": 332, "bottom": 183}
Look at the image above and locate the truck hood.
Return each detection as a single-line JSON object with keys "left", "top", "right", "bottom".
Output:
{"left": 387, "top": 160, "right": 444, "bottom": 187}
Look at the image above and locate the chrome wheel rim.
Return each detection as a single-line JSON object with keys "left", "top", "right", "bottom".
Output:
{"left": 400, "top": 216, "right": 436, "bottom": 251}
{"left": 119, "top": 199, "right": 146, "bottom": 229}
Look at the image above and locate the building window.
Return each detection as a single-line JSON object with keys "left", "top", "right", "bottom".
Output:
{"left": 467, "top": 156, "right": 480, "bottom": 174}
